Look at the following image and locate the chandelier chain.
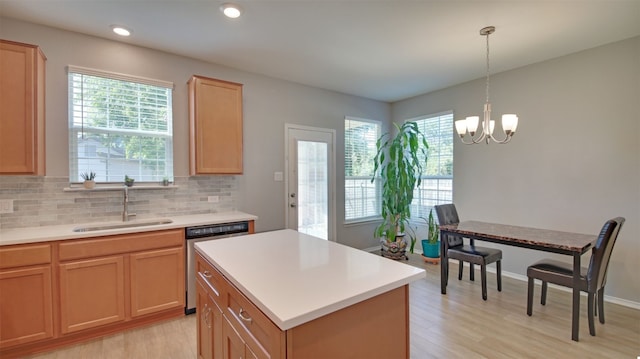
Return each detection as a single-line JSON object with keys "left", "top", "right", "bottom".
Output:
{"left": 485, "top": 31, "right": 491, "bottom": 104}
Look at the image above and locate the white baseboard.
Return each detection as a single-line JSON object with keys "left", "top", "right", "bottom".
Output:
{"left": 366, "top": 247, "right": 640, "bottom": 311}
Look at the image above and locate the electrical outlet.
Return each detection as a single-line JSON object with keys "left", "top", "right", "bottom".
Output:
{"left": 0, "top": 199, "right": 14, "bottom": 214}
{"left": 208, "top": 196, "right": 219, "bottom": 203}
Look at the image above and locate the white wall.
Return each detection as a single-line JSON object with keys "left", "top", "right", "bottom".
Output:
{"left": 0, "top": 17, "right": 387, "bottom": 247}
{"left": 393, "top": 36, "right": 640, "bottom": 304}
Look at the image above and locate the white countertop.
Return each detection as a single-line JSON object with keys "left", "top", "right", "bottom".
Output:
{"left": 0, "top": 211, "right": 258, "bottom": 246}
{"left": 195, "top": 229, "right": 425, "bottom": 330}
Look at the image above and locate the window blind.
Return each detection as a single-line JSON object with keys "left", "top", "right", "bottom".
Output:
{"left": 68, "top": 67, "right": 174, "bottom": 183}
{"left": 409, "top": 112, "right": 454, "bottom": 218}
{"left": 344, "top": 117, "right": 381, "bottom": 221}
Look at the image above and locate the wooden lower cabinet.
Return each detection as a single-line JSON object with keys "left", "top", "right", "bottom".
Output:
{"left": 197, "top": 253, "right": 284, "bottom": 359}
{"left": 0, "top": 229, "right": 185, "bottom": 358}
{"left": 197, "top": 280, "right": 222, "bottom": 359}
{"left": 0, "top": 243, "right": 53, "bottom": 348}
{"left": 0, "top": 265, "right": 53, "bottom": 347}
{"left": 130, "top": 247, "right": 185, "bottom": 317}
{"left": 58, "top": 256, "right": 126, "bottom": 334}
{"left": 222, "top": 317, "right": 258, "bottom": 359}
{"left": 196, "top": 252, "right": 410, "bottom": 359}
{"left": 58, "top": 230, "right": 185, "bottom": 333}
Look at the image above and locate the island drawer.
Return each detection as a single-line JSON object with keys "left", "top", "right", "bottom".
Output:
{"left": 195, "top": 252, "right": 225, "bottom": 308}
{"left": 224, "top": 277, "right": 284, "bottom": 359}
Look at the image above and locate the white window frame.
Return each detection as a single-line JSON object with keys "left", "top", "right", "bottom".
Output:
{"left": 67, "top": 66, "right": 174, "bottom": 184}
{"left": 344, "top": 116, "right": 382, "bottom": 223}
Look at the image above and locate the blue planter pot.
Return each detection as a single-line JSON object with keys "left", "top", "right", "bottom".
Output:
{"left": 421, "top": 239, "right": 440, "bottom": 258}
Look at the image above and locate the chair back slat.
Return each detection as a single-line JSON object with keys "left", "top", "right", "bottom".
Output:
{"left": 434, "top": 204, "right": 464, "bottom": 247}
{"left": 587, "top": 217, "right": 625, "bottom": 291}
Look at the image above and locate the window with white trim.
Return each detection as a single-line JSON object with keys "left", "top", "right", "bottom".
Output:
{"left": 344, "top": 117, "right": 381, "bottom": 221}
{"left": 409, "top": 112, "right": 454, "bottom": 218}
{"left": 68, "top": 66, "right": 173, "bottom": 183}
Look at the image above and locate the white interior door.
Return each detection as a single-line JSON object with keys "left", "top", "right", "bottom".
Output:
{"left": 285, "top": 125, "right": 335, "bottom": 241}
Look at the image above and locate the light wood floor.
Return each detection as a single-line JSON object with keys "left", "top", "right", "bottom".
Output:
{"left": 26, "top": 253, "right": 639, "bottom": 358}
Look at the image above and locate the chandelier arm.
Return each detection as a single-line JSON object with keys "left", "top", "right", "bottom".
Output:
{"left": 458, "top": 131, "right": 488, "bottom": 145}
{"left": 487, "top": 131, "right": 513, "bottom": 144}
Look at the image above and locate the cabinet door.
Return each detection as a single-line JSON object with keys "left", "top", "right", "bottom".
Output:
{"left": 197, "top": 280, "right": 224, "bottom": 359}
{"left": 188, "top": 75, "right": 243, "bottom": 175}
{"left": 222, "top": 317, "right": 257, "bottom": 359}
{"left": 197, "top": 280, "right": 213, "bottom": 359}
{"left": 59, "top": 256, "right": 125, "bottom": 334}
{"left": 130, "top": 247, "right": 185, "bottom": 317}
{"left": 0, "top": 266, "right": 53, "bottom": 348}
{"left": 0, "top": 40, "right": 45, "bottom": 175}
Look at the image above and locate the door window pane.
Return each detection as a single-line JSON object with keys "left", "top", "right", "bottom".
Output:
{"left": 297, "top": 140, "right": 328, "bottom": 240}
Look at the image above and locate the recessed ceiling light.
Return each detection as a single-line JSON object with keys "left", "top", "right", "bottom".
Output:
{"left": 220, "top": 3, "right": 243, "bottom": 19}
{"left": 111, "top": 25, "right": 132, "bottom": 37}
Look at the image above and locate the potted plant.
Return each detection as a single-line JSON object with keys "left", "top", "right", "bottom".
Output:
{"left": 372, "top": 121, "right": 429, "bottom": 260}
{"left": 162, "top": 176, "right": 170, "bottom": 186}
{"left": 124, "top": 175, "right": 135, "bottom": 187}
{"left": 421, "top": 208, "right": 440, "bottom": 264}
{"left": 80, "top": 171, "right": 96, "bottom": 189}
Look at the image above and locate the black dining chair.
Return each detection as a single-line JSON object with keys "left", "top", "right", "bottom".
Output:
{"left": 434, "top": 204, "right": 502, "bottom": 300}
{"left": 526, "top": 217, "right": 625, "bottom": 336}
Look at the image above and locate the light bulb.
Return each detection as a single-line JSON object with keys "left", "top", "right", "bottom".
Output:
{"left": 111, "top": 26, "right": 131, "bottom": 37}
{"left": 221, "top": 3, "right": 243, "bottom": 18}
{"left": 502, "top": 114, "right": 518, "bottom": 135}
{"left": 465, "top": 116, "right": 479, "bottom": 135}
{"left": 455, "top": 120, "right": 468, "bottom": 137}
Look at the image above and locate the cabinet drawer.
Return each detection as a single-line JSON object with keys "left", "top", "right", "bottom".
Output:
{"left": 0, "top": 243, "right": 51, "bottom": 269}
{"left": 224, "top": 279, "right": 283, "bottom": 359}
{"left": 59, "top": 229, "right": 184, "bottom": 261}
{"left": 195, "top": 252, "right": 225, "bottom": 309}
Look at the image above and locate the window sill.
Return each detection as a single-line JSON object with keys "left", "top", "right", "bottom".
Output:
{"left": 343, "top": 217, "right": 381, "bottom": 227}
{"left": 64, "top": 184, "right": 178, "bottom": 192}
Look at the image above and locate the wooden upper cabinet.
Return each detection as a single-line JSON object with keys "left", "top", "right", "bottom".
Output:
{"left": 188, "top": 75, "right": 243, "bottom": 175}
{"left": 0, "top": 39, "right": 46, "bottom": 175}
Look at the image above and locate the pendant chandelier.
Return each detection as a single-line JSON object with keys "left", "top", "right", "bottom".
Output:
{"left": 455, "top": 26, "right": 518, "bottom": 145}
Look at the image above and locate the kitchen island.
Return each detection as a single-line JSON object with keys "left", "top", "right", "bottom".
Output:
{"left": 195, "top": 229, "right": 425, "bottom": 359}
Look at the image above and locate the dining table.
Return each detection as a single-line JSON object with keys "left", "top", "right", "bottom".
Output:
{"left": 439, "top": 220, "right": 598, "bottom": 342}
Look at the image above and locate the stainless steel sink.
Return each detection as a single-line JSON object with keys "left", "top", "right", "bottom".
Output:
{"left": 72, "top": 219, "right": 173, "bottom": 232}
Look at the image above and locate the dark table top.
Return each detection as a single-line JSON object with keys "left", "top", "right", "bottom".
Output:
{"left": 439, "top": 220, "right": 597, "bottom": 253}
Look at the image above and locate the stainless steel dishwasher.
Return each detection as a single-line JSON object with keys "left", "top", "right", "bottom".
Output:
{"left": 185, "top": 221, "right": 250, "bottom": 314}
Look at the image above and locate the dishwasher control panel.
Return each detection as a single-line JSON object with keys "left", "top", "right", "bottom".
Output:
{"left": 185, "top": 221, "right": 250, "bottom": 239}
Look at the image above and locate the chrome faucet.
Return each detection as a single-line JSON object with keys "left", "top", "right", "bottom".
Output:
{"left": 122, "top": 187, "right": 137, "bottom": 222}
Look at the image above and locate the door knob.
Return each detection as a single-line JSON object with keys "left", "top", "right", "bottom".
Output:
{"left": 290, "top": 202, "right": 296, "bottom": 208}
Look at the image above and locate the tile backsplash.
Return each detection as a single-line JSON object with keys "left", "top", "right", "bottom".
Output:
{"left": 0, "top": 176, "right": 238, "bottom": 229}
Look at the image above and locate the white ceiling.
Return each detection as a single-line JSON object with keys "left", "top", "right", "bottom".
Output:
{"left": 1, "top": 1, "right": 639, "bottom": 102}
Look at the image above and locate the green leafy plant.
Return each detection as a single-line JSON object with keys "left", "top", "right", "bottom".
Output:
{"left": 372, "top": 121, "right": 429, "bottom": 253}
{"left": 424, "top": 208, "right": 439, "bottom": 244}
{"left": 124, "top": 175, "right": 135, "bottom": 186}
{"left": 80, "top": 171, "right": 96, "bottom": 181}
